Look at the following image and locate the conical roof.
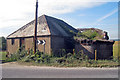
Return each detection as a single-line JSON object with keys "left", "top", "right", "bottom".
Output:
{"left": 7, "top": 15, "right": 78, "bottom": 38}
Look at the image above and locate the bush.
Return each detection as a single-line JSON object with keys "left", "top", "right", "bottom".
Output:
{"left": 66, "top": 53, "right": 73, "bottom": 58}
{"left": 74, "top": 50, "right": 88, "bottom": 61}
{"left": 75, "top": 30, "right": 100, "bottom": 40}
{"left": 0, "top": 37, "right": 6, "bottom": 51}
{"left": 5, "top": 45, "right": 28, "bottom": 62}
{"left": 112, "top": 57, "right": 119, "bottom": 62}
{"left": 56, "top": 57, "right": 66, "bottom": 64}
{"left": 20, "top": 50, "right": 51, "bottom": 64}
{"left": 22, "top": 55, "right": 31, "bottom": 62}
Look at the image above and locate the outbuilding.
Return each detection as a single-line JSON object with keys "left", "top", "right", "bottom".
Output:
{"left": 75, "top": 39, "right": 114, "bottom": 59}
{"left": 7, "top": 15, "right": 78, "bottom": 55}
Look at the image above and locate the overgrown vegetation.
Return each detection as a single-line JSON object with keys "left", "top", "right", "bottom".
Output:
{"left": 2, "top": 45, "right": 119, "bottom": 67}
{"left": 74, "top": 30, "right": 103, "bottom": 40}
{"left": 0, "top": 37, "right": 6, "bottom": 51}
{"left": 0, "top": 36, "right": 7, "bottom": 61}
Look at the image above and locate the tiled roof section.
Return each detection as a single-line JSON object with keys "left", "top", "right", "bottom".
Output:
{"left": 7, "top": 15, "right": 78, "bottom": 38}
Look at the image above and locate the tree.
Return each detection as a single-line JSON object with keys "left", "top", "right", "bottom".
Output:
{"left": 0, "top": 37, "right": 6, "bottom": 51}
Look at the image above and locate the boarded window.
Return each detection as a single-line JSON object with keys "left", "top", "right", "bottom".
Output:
{"left": 11, "top": 39, "right": 14, "bottom": 45}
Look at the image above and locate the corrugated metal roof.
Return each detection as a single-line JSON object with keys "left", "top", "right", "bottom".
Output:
{"left": 7, "top": 15, "right": 78, "bottom": 38}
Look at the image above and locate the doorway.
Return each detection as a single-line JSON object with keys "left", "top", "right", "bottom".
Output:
{"left": 20, "top": 38, "right": 25, "bottom": 48}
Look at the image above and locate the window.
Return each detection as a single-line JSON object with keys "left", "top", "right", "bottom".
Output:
{"left": 11, "top": 39, "right": 14, "bottom": 45}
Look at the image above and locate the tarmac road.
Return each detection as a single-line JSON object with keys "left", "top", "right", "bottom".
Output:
{"left": 1, "top": 62, "right": 119, "bottom": 78}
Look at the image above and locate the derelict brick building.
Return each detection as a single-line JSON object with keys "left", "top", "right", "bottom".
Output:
{"left": 75, "top": 39, "right": 114, "bottom": 59}
{"left": 7, "top": 15, "right": 78, "bottom": 55}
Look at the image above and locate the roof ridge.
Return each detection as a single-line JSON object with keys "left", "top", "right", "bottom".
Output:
{"left": 43, "top": 15, "right": 51, "bottom": 35}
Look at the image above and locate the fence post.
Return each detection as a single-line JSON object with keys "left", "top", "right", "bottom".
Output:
{"left": 44, "top": 44, "right": 45, "bottom": 54}
{"left": 95, "top": 50, "right": 97, "bottom": 61}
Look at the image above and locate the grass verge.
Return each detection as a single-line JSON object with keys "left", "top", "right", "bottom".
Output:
{"left": 17, "top": 59, "right": 119, "bottom": 68}
{"left": 0, "top": 51, "right": 7, "bottom": 60}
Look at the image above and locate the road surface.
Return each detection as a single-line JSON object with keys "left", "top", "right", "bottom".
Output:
{"left": 1, "top": 62, "right": 119, "bottom": 78}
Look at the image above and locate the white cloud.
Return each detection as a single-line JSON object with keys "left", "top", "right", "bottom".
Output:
{"left": 96, "top": 9, "right": 118, "bottom": 23}
{"left": 0, "top": 0, "right": 106, "bottom": 28}
{"left": 0, "top": 0, "right": 35, "bottom": 29}
{"left": 0, "top": 0, "right": 118, "bottom": 37}
{"left": 38, "top": 0, "right": 106, "bottom": 15}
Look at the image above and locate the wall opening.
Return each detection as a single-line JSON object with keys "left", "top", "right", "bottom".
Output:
{"left": 11, "top": 39, "right": 14, "bottom": 45}
{"left": 20, "top": 38, "right": 25, "bottom": 47}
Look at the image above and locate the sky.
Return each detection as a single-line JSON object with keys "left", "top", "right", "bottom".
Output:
{"left": 0, "top": 0, "right": 119, "bottom": 39}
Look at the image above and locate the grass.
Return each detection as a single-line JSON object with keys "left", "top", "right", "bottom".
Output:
{"left": 0, "top": 51, "right": 7, "bottom": 60}
{"left": 113, "top": 41, "right": 120, "bottom": 59}
{"left": 75, "top": 30, "right": 103, "bottom": 40}
{"left": 1, "top": 51, "right": 119, "bottom": 68}
{"left": 17, "top": 59, "right": 119, "bottom": 68}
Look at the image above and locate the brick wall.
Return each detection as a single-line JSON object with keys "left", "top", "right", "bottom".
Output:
{"left": 51, "top": 36, "right": 65, "bottom": 56}
{"left": 37, "top": 36, "right": 51, "bottom": 55}
{"left": 7, "top": 39, "right": 20, "bottom": 54}
{"left": 25, "top": 38, "right": 34, "bottom": 51}
{"left": 75, "top": 41, "right": 114, "bottom": 59}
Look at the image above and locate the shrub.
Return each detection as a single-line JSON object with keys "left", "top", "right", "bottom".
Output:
{"left": 20, "top": 50, "right": 51, "bottom": 64}
{"left": 66, "top": 53, "right": 73, "bottom": 58}
{"left": 74, "top": 50, "right": 88, "bottom": 61}
{"left": 56, "top": 57, "right": 66, "bottom": 64}
{"left": 5, "top": 45, "right": 28, "bottom": 62}
{"left": 112, "top": 56, "right": 119, "bottom": 62}
{"left": 66, "top": 56, "right": 75, "bottom": 64}
{"left": 75, "top": 30, "right": 100, "bottom": 40}
{"left": 0, "top": 37, "right": 6, "bottom": 51}
{"left": 61, "top": 49, "right": 67, "bottom": 57}
{"left": 22, "top": 55, "right": 31, "bottom": 62}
